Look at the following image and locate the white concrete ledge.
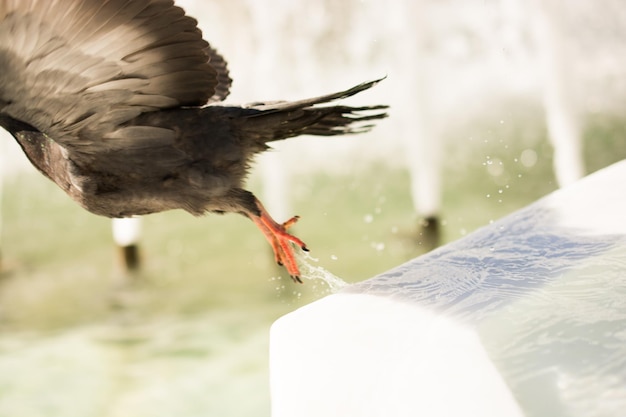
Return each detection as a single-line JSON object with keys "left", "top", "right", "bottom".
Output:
{"left": 270, "top": 161, "right": 626, "bottom": 417}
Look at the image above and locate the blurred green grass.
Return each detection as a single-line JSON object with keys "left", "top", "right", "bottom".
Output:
{"left": 0, "top": 112, "right": 625, "bottom": 331}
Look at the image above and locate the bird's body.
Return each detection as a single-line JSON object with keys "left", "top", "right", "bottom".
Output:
{"left": 0, "top": 0, "right": 386, "bottom": 281}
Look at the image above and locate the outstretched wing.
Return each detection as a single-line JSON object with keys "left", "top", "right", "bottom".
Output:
{"left": 0, "top": 0, "right": 231, "bottom": 152}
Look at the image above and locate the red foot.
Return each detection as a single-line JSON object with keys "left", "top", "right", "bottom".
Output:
{"left": 249, "top": 199, "right": 308, "bottom": 283}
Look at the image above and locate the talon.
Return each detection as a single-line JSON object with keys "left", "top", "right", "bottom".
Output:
{"left": 302, "top": 246, "right": 309, "bottom": 252}
{"left": 292, "top": 275, "right": 303, "bottom": 284}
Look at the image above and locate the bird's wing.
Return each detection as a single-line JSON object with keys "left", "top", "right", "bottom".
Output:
{"left": 0, "top": 0, "right": 231, "bottom": 152}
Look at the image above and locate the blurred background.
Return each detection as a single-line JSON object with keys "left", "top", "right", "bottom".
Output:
{"left": 0, "top": 0, "right": 625, "bottom": 416}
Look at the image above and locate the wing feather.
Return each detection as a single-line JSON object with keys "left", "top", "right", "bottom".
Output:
{"left": 0, "top": 0, "right": 231, "bottom": 153}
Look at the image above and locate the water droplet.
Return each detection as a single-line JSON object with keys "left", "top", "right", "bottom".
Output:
{"left": 363, "top": 214, "right": 373, "bottom": 223}
{"left": 330, "top": 254, "right": 338, "bottom": 261}
{"left": 520, "top": 149, "right": 538, "bottom": 168}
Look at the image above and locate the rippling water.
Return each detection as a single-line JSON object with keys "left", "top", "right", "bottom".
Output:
{"left": 346, "top": 200, "right": 626, "bottom": 417}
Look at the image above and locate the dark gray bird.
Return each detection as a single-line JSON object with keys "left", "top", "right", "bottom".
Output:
{"left": 0, "top": 0, "right": 386, "bottom": 282}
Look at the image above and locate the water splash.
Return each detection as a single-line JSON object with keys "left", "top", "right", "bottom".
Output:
{"left": 295, "top": 250, "right": 349, "bottom": 293}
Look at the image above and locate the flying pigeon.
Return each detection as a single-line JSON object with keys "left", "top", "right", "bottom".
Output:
{"left": 0, "top": 0, "right": 387, "bottom": 282}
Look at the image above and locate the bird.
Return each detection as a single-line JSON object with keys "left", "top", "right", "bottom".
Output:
{"left": 0, "top": 0, "right": 387, "bottom": 283}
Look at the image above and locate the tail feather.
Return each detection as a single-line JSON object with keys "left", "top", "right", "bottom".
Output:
{"left": 241, "top": 78, "right": 388, "bottom": 143}
{"left": 246, "top": 78, "right": 386, "bottom": 112}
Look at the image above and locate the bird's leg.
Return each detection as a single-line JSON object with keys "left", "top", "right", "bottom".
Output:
{"left": 246, "top": 198, "right": 308, "bottom": 283}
